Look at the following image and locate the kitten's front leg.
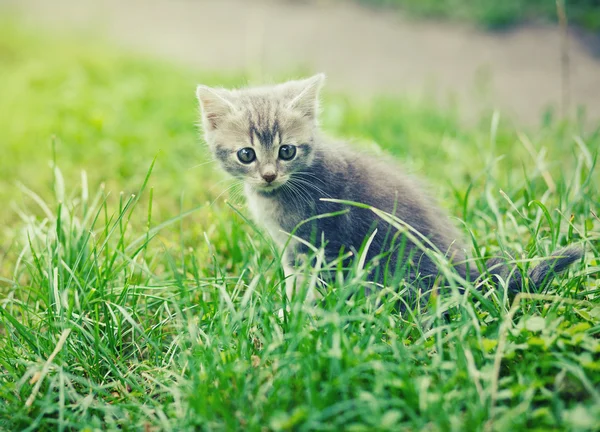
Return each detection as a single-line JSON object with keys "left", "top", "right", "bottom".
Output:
{"left": 283, "top": 250, "right": 320, "bottom": 304}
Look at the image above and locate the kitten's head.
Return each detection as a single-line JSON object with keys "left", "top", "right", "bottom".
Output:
{"left": 196, "top": 74, "right": 325, "bottom": 192}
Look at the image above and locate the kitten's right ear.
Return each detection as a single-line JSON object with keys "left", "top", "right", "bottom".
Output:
{"left": 196, "top": 85, "right": 235, "bottom": 131}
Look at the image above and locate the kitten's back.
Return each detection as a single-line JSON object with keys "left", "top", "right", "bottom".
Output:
{"left": 322, "top": 141, "right": 467, "bottom": 254}
{"left": 306, "top": 140, "right": 470, "bottom": 285}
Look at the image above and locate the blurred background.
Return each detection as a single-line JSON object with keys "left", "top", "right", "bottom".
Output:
{"left": 3, "top": 0, "right": 600, "bottom": 124}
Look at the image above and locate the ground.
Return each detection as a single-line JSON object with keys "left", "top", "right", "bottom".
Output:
{"left": 0, "top": 8, "right": 599, "bottom": 432}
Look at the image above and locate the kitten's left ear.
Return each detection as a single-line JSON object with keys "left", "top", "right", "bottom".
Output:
{"left": 285, "top": 73, "right": 325, "bottom": 120}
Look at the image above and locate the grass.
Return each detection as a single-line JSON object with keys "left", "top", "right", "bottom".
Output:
{"left": 359, "top": 0, "right": 600, "bottom": 31}
{"left": 0, "top": 19, "right": 599, "bottom": 432}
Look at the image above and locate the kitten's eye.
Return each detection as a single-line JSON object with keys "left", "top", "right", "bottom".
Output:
{"left": 237, "top": 147, "right": 256, "bottom": 164}
{"left": 278, "top": 145, "right": 297, "bottom": 161}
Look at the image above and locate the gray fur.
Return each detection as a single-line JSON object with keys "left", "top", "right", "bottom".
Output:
{"left": 196, "top": 74, "right": 583, "bottom": 300}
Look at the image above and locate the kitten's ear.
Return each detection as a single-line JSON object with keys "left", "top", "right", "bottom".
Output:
{"left": 196, "top": 85, "right": 236, "bottom": 131}
{"left": 284, "top": 73, "right": 325, "bottom": 120}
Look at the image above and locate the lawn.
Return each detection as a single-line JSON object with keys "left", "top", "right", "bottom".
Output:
{"left": 0, "top": 19, "right": 599, "bottom": 431}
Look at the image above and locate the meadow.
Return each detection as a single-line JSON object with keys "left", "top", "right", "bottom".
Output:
{"left": 0, "top": 20, "right": 599, "bottom": 431}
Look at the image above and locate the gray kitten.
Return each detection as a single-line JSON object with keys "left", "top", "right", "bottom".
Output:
{"left": 196, "top": 74, "right": 582, "bottom": 303}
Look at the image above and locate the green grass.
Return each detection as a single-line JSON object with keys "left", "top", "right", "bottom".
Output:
{"left": 359, "top": 0, "right": 600, "bottom": 31}
{"left": 1, "top": 20, "right": 599, "bottom": 431}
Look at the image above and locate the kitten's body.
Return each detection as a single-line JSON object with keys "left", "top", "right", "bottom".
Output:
{"left": 245, "top": 136, "right": 471, "bottom": 291}
{"left": 196, "top": 75, "right": 582, "bottom": 302}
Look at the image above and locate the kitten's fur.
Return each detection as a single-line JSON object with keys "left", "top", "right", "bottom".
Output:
{"left": 196, "top": 74, "right": 582, "bottom": 302}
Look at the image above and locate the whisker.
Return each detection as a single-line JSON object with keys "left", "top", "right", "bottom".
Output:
{"left": 210, "top": 181, "right": 244, "bottom": 207}
{"left": 292, "top": 171, "right": 327, "bottom": 185}
{"left": 209, "top": 176, "right": 238, "bottom": 190}
{"left": 290, "top": 174, "right": 330, "bottom": 197}
{"left": 286, "top": 179, "right": 316, "bottom": 209}
{"left": 284, "top": 182, "right": 309, "bottom": 210}
{"left": 188, "top": 158, "right": 218, "bottom": 170}
{"left": 228, "top": 186, "right": 247, "bottom": 205}
{"left": 288, "top": 177, "right": 331, "bottom": 198}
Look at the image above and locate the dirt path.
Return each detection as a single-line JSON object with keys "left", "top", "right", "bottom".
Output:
{"left": 3, "top": 0, "right": 600, "bottom": 125}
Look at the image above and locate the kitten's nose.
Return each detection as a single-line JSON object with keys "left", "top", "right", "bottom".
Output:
{"left": 262, "top": 172, "right": 277, "bottom": 183}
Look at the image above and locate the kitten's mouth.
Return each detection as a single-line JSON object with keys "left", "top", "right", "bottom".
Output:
{"left": 259, "top": 183, "right": 282, "bottom": 191}
{"left": 253, "top": 179, "right": 287, "bottom": 193}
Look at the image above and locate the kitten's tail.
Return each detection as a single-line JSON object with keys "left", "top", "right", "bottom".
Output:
{"left": 484, "top": 246, "right": 583, "bottom": 293}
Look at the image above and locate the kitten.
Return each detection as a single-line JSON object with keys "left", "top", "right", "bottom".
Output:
{"left": 196, "top": 74, "right": 582, "bottom": 303}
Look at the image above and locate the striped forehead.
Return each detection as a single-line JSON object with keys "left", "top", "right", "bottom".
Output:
{"left": 249, "top": 121, "right": 281, "bottom": 149}
{"left": 246, "top": 99, "right": 281, "bottom": 149}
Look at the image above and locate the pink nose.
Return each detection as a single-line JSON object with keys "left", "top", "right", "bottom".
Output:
{"left": 262, "top": 173, "right": 277, "bottom": 183}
